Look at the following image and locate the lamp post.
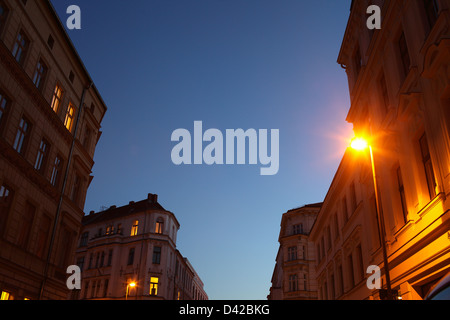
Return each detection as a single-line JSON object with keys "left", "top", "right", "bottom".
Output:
{"left": 350, "top": 138, "right": 397, "bottom": 300}
{"left": 126, "top": 282, "right": 136, "bottom": 300}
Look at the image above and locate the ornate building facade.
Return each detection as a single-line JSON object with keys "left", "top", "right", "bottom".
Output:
{"left": 73, "top": 194, "right": 208, "bottom": 301}
{"left": 310, "top": 0, "right": 450, "bottom": 300}
{"left": 268, "top": 203, "right": 321, "bottom": 300}
{"left": 0, "top": 0, "right": 107, "bottom": 300}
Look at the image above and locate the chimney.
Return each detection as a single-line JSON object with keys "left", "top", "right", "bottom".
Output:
{"left": 148, "top": 193, "right": 158, "bottom": 203}
{"left": 89, "top": 210, "right": 95, "bottom": 215}
{"left": 129, "top": 201, "right": 135, "bottom": 205}
{"left": 109, "top": 205, "right": 117, "bottom": 210}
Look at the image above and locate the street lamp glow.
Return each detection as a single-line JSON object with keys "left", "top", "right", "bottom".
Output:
{"left": 351, "top": 137, "right": 369, "bottom": 151}
{"left": 129, "top": 282, "right": 136, "bottom": 288}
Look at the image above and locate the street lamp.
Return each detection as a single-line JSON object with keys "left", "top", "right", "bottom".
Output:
{"left": 350, "top": 137, "right": 397, "bottom": 300}
{"left": 126, "top": 281, "right": 136, "bottom": 300}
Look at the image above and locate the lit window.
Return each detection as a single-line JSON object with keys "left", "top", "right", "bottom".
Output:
{"left": 50, "top": 85, "right": 63, "bottom": 113}
{"left": 12, "top": 31, "right": 29, "bottom": 65}
{"left": 64, "top": 103, "right": 75, "bottom": 132}
{"left": 130, "top": 220, "right": 138, "bottom": 236}
{"left": 150, "top": 277, "right": 159, "bottom": 295}
{"left": 32, "top": 59, "right": 47, "bottom": 91}
{"left": 155, "top": 218, "right": 164, "bottom": 234}
{"left": 13, "top": 117, "right": 31, "bottom": 154}
{"left": 1, "top": 291, "right": 11, "bottom": 300}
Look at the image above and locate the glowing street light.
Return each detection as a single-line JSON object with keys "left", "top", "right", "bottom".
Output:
{"left": 126, "top": 281, "right": 136, "bottom": 300}
{"left": 350, "top": 136, "right": 397, "bottom": 300}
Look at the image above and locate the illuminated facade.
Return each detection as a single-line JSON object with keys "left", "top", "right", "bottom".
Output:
{"left": 311, "top": 0, "right": 450, "bottom": 299}
{"left": 0, "top": 0, "right": 107, "bottom": 300}
{"left": 73, "top": 194, "right": 208, "bottom": 300}
{"left": 268, "top": 203, "right": 321, "bottom": 300}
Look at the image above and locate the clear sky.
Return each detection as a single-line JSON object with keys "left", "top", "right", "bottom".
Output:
{"left": 51, "top": 0, "right": 354, "bottom": 300}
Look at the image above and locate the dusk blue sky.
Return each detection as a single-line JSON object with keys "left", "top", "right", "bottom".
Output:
{"left": 51, "top": 0, "right": 354, "bottom": 300}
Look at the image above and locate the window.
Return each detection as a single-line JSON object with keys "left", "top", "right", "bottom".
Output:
{"left": 79, "top": 232, "right": 88, "bottom": 247}
{"left": 0, "top": 91, "right": 9, "bottom": 130}
{"left": 12, "top": 31, "right": 29, "bottom": 65}
{"left": 153, "top": 246, "right": 161, "bottom": 264}
{"left": 35, "top": 215, "right": 51, "bottom": 259}
{"left": 32, "top": 59, "right": 47, "bottom": 91}
{"left": 287, "top": 246, "right": 297, "bottom": 261}
{"left": 127, "top": 248, "right": 135, "bottom": 265}
{"left": 69, "top": 71, "right": 75, "bottom": 83}
{"left": 34, "top": 139, "right": 50, "bottom": 173}
{"left": 47, "top": 34, "right": 54, "bottom": 49}
{"left": 337, "top": 264, "right": 344, "bottom": 297}
{"left": 350, "top": 182, "right": 357, "bottom": 213}
{"left": 17, "top": 201, "right": 35, "bottom": 249}
{"left": 150, "top": 277, "right": 159, "bottom": 295}
{"left": 130, "top": 220, "right": 138, "bottom": 236}
{"left": 155, "top": 218, "right": 163, "bottom": 234}
{"left": 64, "top": 103, "right": 75, "bottom": 132}
{"left": 326, "top": 225, "right": 332, "bottom": 250}
{"left": 379, "top": 72, "right": 389, "bottom": 114}
{"left": 419, "top": 133, "right": 437, "bottom": 199}
{"left": 107, "top": 249, "right": 113, "bottom": 266}
{"left": 292, "top": 223, "right": 303, "bottom": 235}
{"left": 333, "top": 212, "right": 339, "bottom": 240}
{"left": 76, "top": 257, "right": 85, "bottom": 271}
{"left": 0, "top": 1, "right": 9, "bottom": 35}
{"left": 50, "top": 155, "right": 62, "bottom": 187}
{"left": 82, "top": 126, "right": 92, "bottom": 150}
{"left": 1, "top": 291, "right": 12, "bottom": 300}
{"left": 288, "top": 274, "right": 298, "bottom": 292}
{"left": 71, "top": 173, "right": 82, "bottom": 205}
{"left": 353, "top": 44, "right": 362, "bottom": 80}
{"left": 0, "top": 184, "right": 14, "bottom": 236}
{"left": 347, "top": 254, "right": 355, "bottom": 288}
{"left": 50, "top": 85, "right": 63, "bottom": 113}
{"left": 356, "top": 245, "right": 364, "bottom": 283}
{"left": 424, "top": 0, "right": 439, "bottom": 29}
{"left": 342, "top": 196, "right": 348, "bottom": 224}
{"left": 13, "top": 117, "right": 31, "bottom": 155}
{"left": 103, "top": 279, "right": 109, "bottom": 298}
{"left": 396, "top": 166, "right": 408, "bottom": 223}
{"left": 398, "top": 32, "right": 410, "bottom": 80}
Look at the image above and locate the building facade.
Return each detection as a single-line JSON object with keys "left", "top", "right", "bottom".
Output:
{"left": 0, "top": 0, "right": 107, "bottom": 300}
{"left": 73, "top": 194, "right": 208, "bottom": 301}
{"left": 310, "top": 0, "right": 450, "bottom": 300}
{"left": 268, "top": 203, "right": 321, "bottom": 300}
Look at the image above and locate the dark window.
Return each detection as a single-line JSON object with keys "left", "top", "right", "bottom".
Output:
{"left": 347, "top": 254, "right": 355, "bottom": 287}
{"left": 424, "top": 0, "right": 439, "bottom": 29}
{"left": 79, "top": 232, "right": 89, "bottom": 247}
{"left": 35, "top": 215, "right": 51, "bottom": 258}
{"left": 0, "top": 184, "right": 14, "bottom": 236}
{"left": 0, "top": 91, "right": 9, "bottom": 132}
{"left": 292, "top": 223, "right": 303, "bottom": 235}
{"left": 350, "top": 182, "right": 357, "bottom": 213}
{"left": 397, "top": 166, "right": 408, "bottom": 223}
{"left": 353, "top": 45, "right": 362, "bottom": 80}
{"left": 50, "top": 155, "right": 63, "bottom": 187}
{"left": 152, "top": 246, "right": 161, "bottom": 264}
{"left": 0, "top": 1, "right": 9, "bottom": 35}
{"left": 13, "top": 117, "right": 31, "bottom": 155}
{"left": 379, "top": 72, "right": 389, "bottom": 114}
{"left": 17, "top": 201, "right": 35, "bottom": 248}
{"left": 34, "top": 138, "right": 50, "bottom": 173}
{"left": 33, "top": 59, "right": 47, "bottom": 91}
{"left": 47, "top": 34, "right": 54, "bottom": 49}
{"left": 12, "top": 31, "right": 29, "bottom": 65}
{"left": 398, "top": 32, "right": 410, "bottom": 80}
{"left": 419, "top": 133, "right": 437, "bottom": 199}
{"left": 127, "top": 248, "right": 135, "bottom": 265}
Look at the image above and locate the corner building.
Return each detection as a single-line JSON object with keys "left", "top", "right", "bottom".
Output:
{"left": 268, "top": 203, "right": 321, "bottom": 300}
{"left": 0, "top": 0, "right": 107, "bottom": 300}
{"left": 73, "top": 194, "right": 208, "bottom": 301}
{"left": 310, "top": 0, "right": 450, "bottom": 299}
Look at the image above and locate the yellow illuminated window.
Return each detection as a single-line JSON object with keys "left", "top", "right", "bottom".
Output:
{"left": 150, "top": 277, "right": 159, "bottom": 296}
{"left": 155, "top": 218, "right": 163, "bottom": 234}
{"left": 130, "top": 220, "right": 139, "bottom": 236}
{"left": 64, "top": 103, "right": 75, "bottom": 132}
{"left": 51, "top": 85, "right": 63, "bottom": 113}
{"left": 1, "top": 291, "right": 11, "bottom": 300}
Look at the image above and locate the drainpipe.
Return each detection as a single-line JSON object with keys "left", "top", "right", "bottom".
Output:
{"left": 38, "top": 82, "right": 93, "bottom": 300}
